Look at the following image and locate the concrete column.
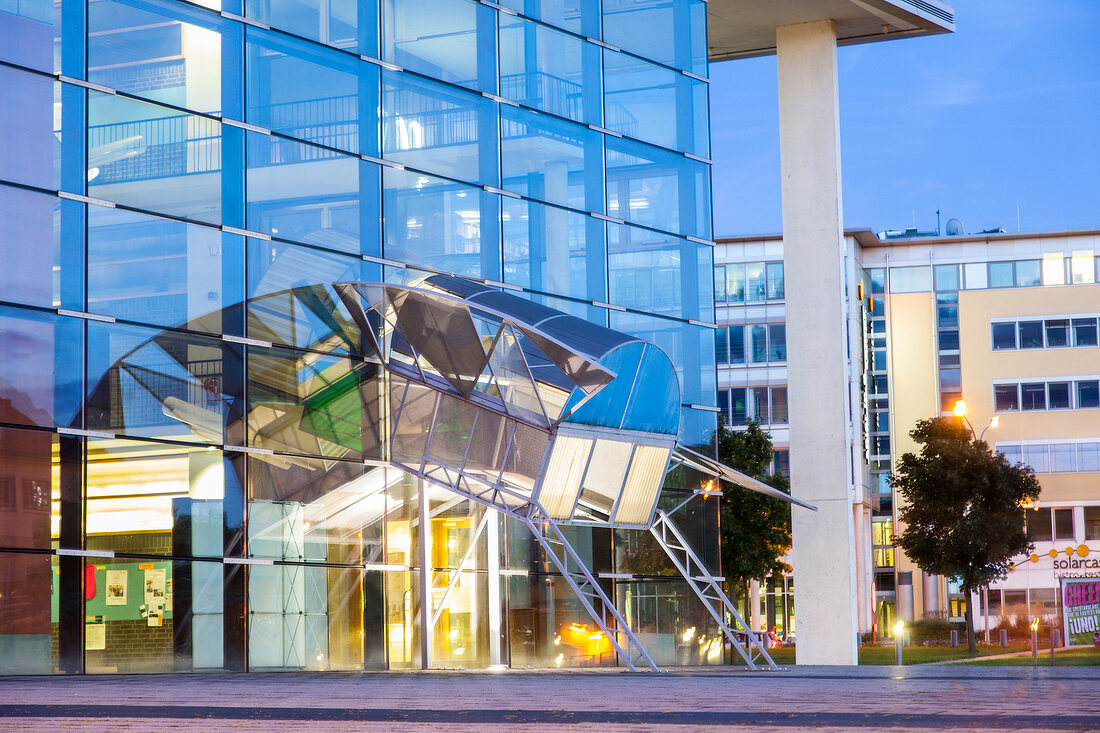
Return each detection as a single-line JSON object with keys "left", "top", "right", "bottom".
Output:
{"left": 749, "top": 580, "right": 762, "bottom": 632}
{"left": 417, "top": 479, "right": 432, "bottom": 669}
{"left": 778, "top": 19, "right": 859, "bottom": 665}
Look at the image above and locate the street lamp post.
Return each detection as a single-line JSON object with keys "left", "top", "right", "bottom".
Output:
{"left": 894, "top": 620, "right": 904, "bottom": 665}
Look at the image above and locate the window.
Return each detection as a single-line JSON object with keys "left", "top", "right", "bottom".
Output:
{"left": 1073, "top": 317, "right": 1099, "bottom": 346}
{"left": 890, "top": 266, "right": 931, "bottom": 293}
{"left": 938, "top": 330, "right": 959, "bottom": 351}
{"left": 766, "top": 262, "right": 784, "bottom": 300}
{"left": 994, "top": 384, "right": 1019, "bottom": 411}
{"left": 1027, "top": 508, "right": 1053, "bottom": 542}
{"left": 1072, "top": 251, "right": 1096, "bottom": 284}
{"left": 1042, "top": 254, "right": 1066, "bottom": 286}
{"left": 1021, "top": 382, "right": 1046, "bottom": 410}
{"left": 772, "top": 449, "right": 790, "bottom": 478}
{"left": 1018, "top": 321, "right": 1043, "bottom": 348}
{"left": 768, "top": 324, "right": 786, "bottom": 362}
{"left": 1048, "top": 382, "right": 1071, "bottom": 409}
{"left": 729, "top": 387, "right": 747, "bottom": 426}
{"left": 1081, "top": 443, "right": 1100, "bottom": 472}
{"left": 1054, "top": 508, "right": 1075, "bottom": 541}
{"left": 1078, "top": 380, "right": 1100, "bottom": 409}
{"left": 749, "top": 324, "right": 768, "bottom": 363}
{"left": 745, "top": 262, "right": 766, "bottom": 302}
{"left": 715, "top": 328, "right": 728, "bottom": 364}
{"left": 1023, "top": 444, "right": 1049, "bottom": 474}
{"left": 713, "top": 266, "right": 726, "bottom": 302}
{"left": 729, "top": 326, "right": 745, "bottom": 364}
{"left": 748, "top": 387, "right": 768, "bottom": 424}
{"left": 1045, "top": 319, "right": 1070, "bottom": 347}
{"left": 991, "top": 323, "right": 1016, "bottom": 350}
{"left": 999, "top": 444, "right": 1021, "bottom": 465}
{"left": 988, "top": 261, "right": 1014, "bottom": 289}
{"left": 964, "top": 262, "right": 987, "bottom": 289}
{"left": 726, "top": 264, "right": 745, "bottom": 303}
{"left": 934, "top": 264, "right": 959, "bottom": 292}
{"left": 1051, "top": 443, "right": 1076, "bottom": 472}
{"left": 1015, "top": 259, "right": 1041, "bottom": 287}
{"left": 872, "top": 520, "right": 894, "bottom": 568}
{"left": 771, "top": 387, "right": 788, "bottom": 424}
{"left": 1085, "top": 506, "right": 1100, "bottom": 541}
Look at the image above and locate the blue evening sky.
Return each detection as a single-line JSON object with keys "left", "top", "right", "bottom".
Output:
{"left": 709, "top": 0, "right": 1100, "bottom": 238}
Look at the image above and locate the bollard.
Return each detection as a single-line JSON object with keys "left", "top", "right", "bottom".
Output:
{"left": 950, "top": 630, "right": 958, "bottom": 648}
{"left": 1031, "top": 620, "right": 1039, "bottom": 667}
{"left": 1050, "top": 628, "right": 1058, "bottom": 667}
{"left": 999, "top": 629, "right": 1008, "bottom": 647}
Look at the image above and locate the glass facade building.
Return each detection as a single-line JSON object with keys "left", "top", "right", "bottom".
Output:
{"left": 0, "top": 0, "right": 721, "bottom": 673}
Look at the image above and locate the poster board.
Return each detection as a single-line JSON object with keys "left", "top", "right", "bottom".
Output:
{"left": 1060, "top": 577, "right": 1100, "bottom": 646}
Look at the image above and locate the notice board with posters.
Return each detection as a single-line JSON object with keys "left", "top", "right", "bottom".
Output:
{"left": 1061, "top": 577, "right": 1100, "bottom": 646}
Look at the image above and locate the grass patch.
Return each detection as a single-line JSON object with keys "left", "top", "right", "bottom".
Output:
{"left": 958, "top": 646, "right": 1100, "bottom": 666}
{"left": 732, "top": 643, "right": 1039, "bottom": 666}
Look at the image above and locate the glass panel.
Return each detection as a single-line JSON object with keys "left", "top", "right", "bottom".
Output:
{"left": 602, "top": 0, "right": 707, "bottom": 76}
{"left": 1027, "top": 508, "right": 1052, "bottom": 541}
{"left": 88, "top": 206, "right": 245, "bottom": 331}
{"left": 247, "top": 0, "right": 375, "bottom": 54}
{"left": 748, "top": 325, "right": 767, "bottom": 364}
{"left": 576, "top": 439, "right": 632, "bottom": 520}
{"left": 991, "top": 323, "right": 1016, "bottom": 350}
{"left": 0, "top": 185, "right": 81, "bottom": 310}
{"left": 89, "top": 0, "right": 226, "bottom": 113}
{"left": 713, "top": 265, "right": 726, "bottom": 302}
{"left": 1051, "top": 444, "right": 1076, "bottom": 473}
{"left": 1054, "top": 507, "right": 1075, "bottom": 540}
{"left": 1015, "top": 259, "right": 1041, "bottom": 287}
{"left": 1045, "top": 319, "right": 1069, "bottom": 348}
{"left": 1077, "top": 380, "right": 1100, "bottom": 409}
{"left": 1073, "top": 317, "right": 1099, "bottom": 347}
{"left": 937, "top": 330, "right": 959, "bottom": 351}
{"left": 889, "top": 266, "right": 931, "bottom": 293}
{"left": 766, "top": 262, "right": 784, "bottom": 300}
{"left": 606, "top": 136, "right": 710, "bottom": 239}
{"left": 748, "top": 387, "right": 768, "bottom": 424}
{"left": 0, "top": 0, "right": 59, "bottom": 73}
{"left": 500, "top": 14, "right": 600, "bottom": 124}
{"left": 1017, "top": 321, "right": 1042, "bottom": 349}
{"left": 934, "top": 264, "right": 959, "bottom": 292}
{"left": 1085, "top": 505, "right": 1100, "bottom": 540}
{"left": 0, "top": 551, "right": 55, "bottom": 674}
{"left": 0, "top": 66, "right": 57, "bottom": 190}
{"left": 729, "top": 387, "right": 746, "bottom": 426}
{"left": 247, "top": 28, "right": 378, "bottom": 156}
{"left": 540, "top": 436, "right": 591, "bottom": 519}
{"left": 1020, "top": 382, "right": 1046, "bottom": 410}
{"left": 999, "top": 444, "right": 1021, "bottom": 465}
{"left": 1042, "top": 254, "right": 1065, "bottom": 286}
{"left": 714, "top": 328, "right": 728, "bottom": 365}
{"left": 1071, "top": 251, "right": 1096, "bottom": 284}
{"left": 382, "top": 70, "right": 496, "bottom": 185}
{"left": 963, "top": 262, "right": 987, "bottom": 289}
{"left": 1048, "top": 382, "right": 1071, "bottom": 409}
{"left": 994, "top": 384, "right": 1019, "bottom": 411}
{"left": 602, "top": 49, "right": 707, "bottom": 156}
{"left": 725, "top": 263, "right": 745, "bottom": 303}
{"left": 383, "top": 167, "right": 498, "bottom": 278}
{"left": 1023, "top": 445, "right": 1050, "bottom": 474}
{"left": 501, "top": 105, "right": 601, "bottom": 212}
{"left": 499, "top": 0, "right": 599, "bottom": 37}
{"left": 744, "top": 262, "right": 765, "bottom": 302}
{"left": 502, "top": 196, "right": 603, "bottom": 299}
{"left": 86, "top": 320, "right": 243, "bottom": 444}
{"left": 86, "top": 437, "right": 236, "bottom": 557}
{"left": 729, "top": 325, "right": 744, "bottom": 364}
{"left": 383, "top": 0, "right": 494, "bottom": 92}
{"left": 0, "top": 427, "right": 58, "bottom": 551}
{"left": 768, "top": 324, "right": 786, "bottom": 362}
{"left": 88, "top": 92, "right": 224, "bottom": 225}
{"left": 988, "top": 261, "right": 1013, "bottom": 289}
{"left": 0, "top": 306, "right": 83, "bottom": 429}
{"left": 608, "top": 224, "right": 705, "bottom": 318}
{"left": 614, "top": 445, "right": 668, "bottom": 525}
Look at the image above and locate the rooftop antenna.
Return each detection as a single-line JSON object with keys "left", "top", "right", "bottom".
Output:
{"left": 936, "top": 209, "right": 941, "bottom": 236}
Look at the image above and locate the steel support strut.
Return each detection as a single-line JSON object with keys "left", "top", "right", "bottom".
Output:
{"left": 650, "top": 510, "right": 778, "bottom": 670}
{"left": 522, "top": 506, "right": 660, "bottom": 672}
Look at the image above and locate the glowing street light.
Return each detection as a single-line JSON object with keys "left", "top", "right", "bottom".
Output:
{"left": 894, "top": 620, "right": 905, "bottom": 665}
{"left": 953, "top": 400, "right": 999, "bottom": 441}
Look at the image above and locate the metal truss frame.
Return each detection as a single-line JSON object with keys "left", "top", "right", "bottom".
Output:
{"left": 650, "top": 509, "right": 778, "bottom": 670}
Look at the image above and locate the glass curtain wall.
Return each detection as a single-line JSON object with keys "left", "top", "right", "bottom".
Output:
{"left": 0, "top": 0, "right": 715, "bottom": 673}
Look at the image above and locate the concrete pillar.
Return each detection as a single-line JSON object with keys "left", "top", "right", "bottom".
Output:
{"left": 417, "top": 479, "right": 432, "bottom": 669}
{"left": 778, "top": 19, "right": 859, "bottom": 665}
{"left": 749, "top": 580, "right": 762, "bottom": 632}
{"left": 923, "top": 572, "right": 941, "bottom": 616}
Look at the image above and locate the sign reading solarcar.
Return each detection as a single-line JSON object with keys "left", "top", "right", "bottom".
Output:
{"left": 1060, "top": 577, "right": 1100, "bottom": 646}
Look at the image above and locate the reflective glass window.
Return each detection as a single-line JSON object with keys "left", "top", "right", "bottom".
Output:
{"left": 499, "top": 0, "right": 599, "bottom": 37}
{"left": 247, "top": 131, "right": 378, "bottom": 255}
{"left": 725, "top": 263, "right": 744, "bottom": 303}
{"left": 1015, "top": 259, "right": 1041, "bottom": 287}
{"left": 608, "top": 224, "right": 707, "bottom": 318}
{"left": 88, "top": 206, "right": 245, "bottom": 332}
{"left": 383, "top": 71, "right": 497, "bottom": 185}
{"left": 1073, "top": 317, "right": 1099, "bottom": 346}
{"left": 0, "top": 185, "right": 84, "bottom": 310}
{"left": 1071, "top": 252, "right": 1096, "bottom": 284}
{"left": 999, "top": 444, "right": 1021, "bottom": 465}
{"left": 85, "top": 320, "right": 244, "bottom": 444}
{"left": 729, "top": 387, "right": 746, "bottom": 426}
{"left": 991, "top": 322, "right": 1016, "bottom": 350}
{"left": 0, "top": 426, "right": 59, "bottom": 551}
{"left": 748, "top": 387, "right": 768, "bottom": 424}
{"left": 602, "top": 0, "right": 707, "bottom": 77}
{"left": 502, "top": 196, "right": 603, "bottom": 299}
{"left": 964, "top": 262, "right": 987, "bottom": 289}
{"left": 1045, "top": 319, "right": 1069, "bottom": 347}
{"left": 749, "top": 324, "right": 767, "bottom": 363}
{"left": 771, "top": 387, "right": 788, "bottom": 424}
{"left": 933, "top": 264, "right": 959, "bottom": 292}
{"left": 766, "top": 262, "right": 784, "bottom": 300}
{"left": 602, "top": 50, "right": 708, "bottom": 156}
{"left": 0, "top": 306, "right": 83, "bottom": 429}
{"left": 1018, "top": 321, "right": 1042, "bottom": 349}
{"left": 247, "top": 0, "right": 376, "bottom": 54}
{"left": 0, "top": 0, "right": 59, "bottom": 72}
{"left": 717, "top": 388, "right": 728, "bottom": 420}
{"left": 89, "top": 0, "right": 227, "bottom": 114}
{"left": 993, "top": 384, "right": 1019, "bottom": 412}
{"left": 501, "top": 106, "right": 601, "bottom": 212}
{"left": 1020, "top": 382, "right": 1046, "bottom": 410}
{"left": 88, "top": 92, "right": 226, "bottom": 225}
{"left": 988, "top": 261, "right": 1013, "bottom": 289}
{"left": 714, "top": 328, "right": 727, "bottom": 364}
{"left": 937, "top": 330, "right": 959, "bottom": 351}
{"left": 768, "top": 324, "right": 786, "bottom": 362}
{"left": 1048, "top": 382, "right": 1071, "bottom": 409}
{"left": 500, "top": 14, "right": 600, "bottom": 124}
{"left": 0, "top": 551, "right": 55, "bottom": 674}
{"left": 940, "top": 368, "right": 961, "bottom": 394}
{"left": 889, "top": 266, "right": 931, "bottom": 293}
{"left": 384, "top": 167, "right": 500, "bottom": 279}
{"left": 713, "top": 265, "right": 726, "bottom": 302}
{"left": 1080, "top": 443, "right": 1100, "bottom": 473}
{"left": 1054, "top": 508, "right": 1075, "bottom": 539}
{"left": 247, "top": 29, "right": 378, "bottom": 156}
{"left": 728, "top": 325, "right": 744, "bottom": 364}
{"left": 1051, "top": 444, "right": 1076, "bottom": 473}
{"left": 383, "top": 0, "right": 495, "bottom": 92}
{"left": 744, "top": 262, "right": 766, "bottom": 302}
{"left": 1024, "top": 446, "right": 1050, "bottom": 475}
{"left": 0, "top": 66, "right": 56, "bottom": 190}
{"left": 606, "top": 137, "right": 710, "bottom": 239}
{"left": 1077, "top": 380, "right": 1100, "bottom": 409}
{"left": 609, "top": 314, "right": 714, "bottom": 404}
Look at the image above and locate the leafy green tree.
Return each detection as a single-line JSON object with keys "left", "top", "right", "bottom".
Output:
{"left": 716, "top": 420, "right": 792, "bottom": 597}
{"left": 892, "top": 417, "right": 1041, "bottom": 652}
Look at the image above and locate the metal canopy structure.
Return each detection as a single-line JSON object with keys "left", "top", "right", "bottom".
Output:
{"left": 90, "top": 275, "right": 814, "bottom": 672}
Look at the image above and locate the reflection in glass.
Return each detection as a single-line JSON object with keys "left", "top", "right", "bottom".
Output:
{"left": 603, "top": 50, "right": 708, "bottom": 156}
{"left": 502, "top": 197, "right": 604, "bottom": 300}
{"left": 501, "top": 106, "right": 602, "bottom": 212}
{"left": 602, "top": 0, "right": 707, "bottom": 76}
{"left": 498, "top": 0, "right": 599, "bottom": 37}
{"left": 0, "top": 185, "right": 80, "bottom": 310}
{"left": 606, "top": 137, "right": 710, "bottom": 239}
{"left": 383, "top": 0, "right": 494, "bottom": 92}
{"left": 0, "top": 66, "right": 56, "bottom": 190}
{"left": 0, "top": 306, "right": 83, "bottom": 429}
{"left": 247, "top": 0, "right": 374, "bottom": 54}
{"left": 0, "top": 552, "right": 55, "bottom": 674}
{"left": 499, "top": 15, "right": 600, "bottom": 124}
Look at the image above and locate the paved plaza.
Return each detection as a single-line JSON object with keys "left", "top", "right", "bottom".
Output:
{"left": 1, "top": 665, "right": 1098, "bottom": 732}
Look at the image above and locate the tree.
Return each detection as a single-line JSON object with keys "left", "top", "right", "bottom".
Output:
{"left": 892, "top": 417, "right": 1041, "bottom": 652}
{"left": 716, "top": 420, "right": 792, "bottom": 597}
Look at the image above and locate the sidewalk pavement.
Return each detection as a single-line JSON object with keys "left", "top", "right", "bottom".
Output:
{"left": 2, "top": 664, "right": 1099, "bottom": 732}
